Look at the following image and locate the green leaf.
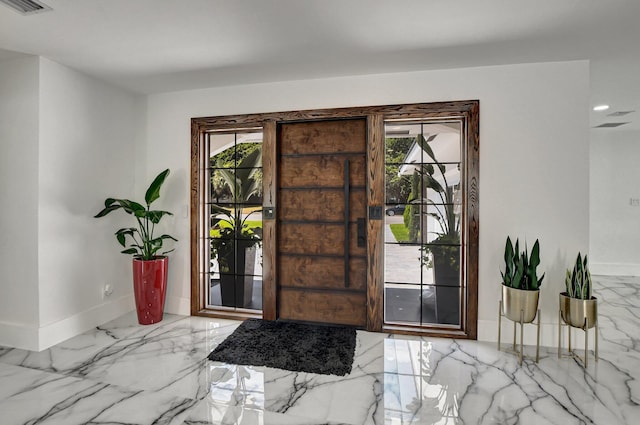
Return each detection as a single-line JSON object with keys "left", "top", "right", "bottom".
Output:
{"left": 121, "top": 247, "right": 139, "bottom": 255}
{"left": 148, "top": 235, "right": 177, "bottom": 252}
{"left": 530, "top": 240, "right": 541, "bottom": 268}
{"left": 217, "top": 168, "right": 235, "bottom": 186}
{"left": 211, "top": 204, "right": 232, "bottom": 216}
{"left": 586, "top": 269, "right": 592, "bottom": 298}
{"left": 416, "top": 134, "right": 437, "bottom": 163}
{"left": 427, "top": 212, "right": 442, "bottom": 221}
{"left": 238, "top": 148, "right": 262, "bottom": 170}
{"left": 115, "top": 228, "right": 137, "bottom": 247}
{"left": 147, "top": 210, "right": 173, "bottom": 224}
{"left": 94, "top": 204, "right": 121, "bottom": 218}
{"left": 423, "top": 163, "right": 435, "bottom": 176}
{"left": 152, "top": 234, "right": 178, "bottom": 243}
{"left": 513, "top": 255, "right": 524, "bottom": 288}
{"left": 505, "top": 237, "right": 514, "bottom": 264}
{"left": 103, "top": 199, "right": 145, "bottom": 215}
{"left": 145, "top": 169, "right": 170, "bottom": 206}
{"left": 423, "top": 174, "right": 445, "bottom": 193}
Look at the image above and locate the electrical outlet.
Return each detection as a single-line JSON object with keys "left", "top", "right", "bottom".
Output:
{"left": 630, "top": 198, "right": 640, "bottom": 207}
{"left": 103, "top": 284, "right": 113, "bottom": 298}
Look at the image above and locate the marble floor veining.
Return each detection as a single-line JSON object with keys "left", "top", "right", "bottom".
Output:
{"left": 0, "top": 276, "right": 638, "bottom": 424}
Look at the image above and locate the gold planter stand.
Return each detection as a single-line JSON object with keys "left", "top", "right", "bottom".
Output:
{"left": 497, "top": 286, "right": 541, "bottom": 365}
{"left": 558, "top": 293, "right": 598, "bottom": 367}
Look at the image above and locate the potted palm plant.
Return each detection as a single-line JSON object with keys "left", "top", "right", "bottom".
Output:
{"left": 560, "top": 253, "right": 597, "bottom": 329}
{"left": 95, "top": 169, "right": 177, "bottom": 325}
{"left": 211, "top": 148, "right": 262, "bottom": 308}
{"left": 500, "top": 236, "right": 544, "bottom": 323}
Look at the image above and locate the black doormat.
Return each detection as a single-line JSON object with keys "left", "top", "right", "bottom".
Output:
{"left": 207, "top": 319, "right": 357, "bottom": 376}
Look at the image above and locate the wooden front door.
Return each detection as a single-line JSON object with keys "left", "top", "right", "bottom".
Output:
{"left": 277, "top": 118, "right": 367, "bottom": 327}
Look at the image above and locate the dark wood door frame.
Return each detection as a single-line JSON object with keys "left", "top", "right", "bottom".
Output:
{"left": 191, "top": 101, "right": 479, "bottom": 338}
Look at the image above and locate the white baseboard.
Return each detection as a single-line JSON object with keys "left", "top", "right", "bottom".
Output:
{"left": 0, "top": 294, "right": 194, "bottom": 352}
{"left": 591, "top": 262, "right": 640, "bottom": 276}
{"left": 0, "top": 295, "right": 134, "bottom": 352}
{"left": 164, "top": 294, "right": 191, "bottom": 315}
{"left": 0, "top": 321, "right": 40, "bottom": 351}
{"left": 36, "top": 295, "right": 135, "bottom": 351}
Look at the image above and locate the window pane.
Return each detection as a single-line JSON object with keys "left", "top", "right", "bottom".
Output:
{"left": 425, "top": 242, "right": 460, "bottom": 326}
{"left": 209, "top": 134, "right": 236, "bottom": 168}
{"left": 422, "top": 122, "right": 461, "bottom": 163}
{"left": 234, "top": 167, "right": 263, "bottom": 205}
{"left": 210, "top": 169, "right": 235, "bottom": 204}
{"left": 384, "top": 284, "right": 421, "bottom": 324}
{"left": 209, "top": 133, "right": 263, "bottom": 169}
{"left": 385, "top": 244, "right": 422, "bottom": 284}
{"left": 385, "top": 135, "right": 414, "bottom": 205}
{"left": 236, "top": 141, "right": 262, "bottom": 168}
{"left": 212, "top": 239, "right": 259, "bottom": 307}
{"left": 206, "top": 130, "right": 263, "bottom": 312}
{"left": 384, "top": 120, "right": 463, "bottom": 329}
{"left": 384, "top": 205, "right": 409, "bottom": 242}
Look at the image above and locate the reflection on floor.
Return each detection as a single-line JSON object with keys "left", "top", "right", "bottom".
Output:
{"left": 0, "top": 276, "right": 637, "bottom": 424}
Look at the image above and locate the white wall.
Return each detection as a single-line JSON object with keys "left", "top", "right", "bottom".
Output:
{"left": 146, "top": 60, "right": 591, "bottom": 346}
{"left": 36, "top": 58, "right": 141, "bottom": 349}
{"left": 590, "top": 129, "right": 640, "bottom": 276}
{"left": 0, "top": 57, "right": 142, "bottom": 351}
{"left": 0, "top": 56, "right": 41, "bottom": 349}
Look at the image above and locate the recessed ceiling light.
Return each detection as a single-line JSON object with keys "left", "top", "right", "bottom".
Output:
{"left": 593, "top": 104, "right": 610, "bottom": 111}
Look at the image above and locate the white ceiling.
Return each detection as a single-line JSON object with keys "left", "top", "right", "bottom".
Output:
{"left": 1, "top": 0, "right": 638, "bottom": 129}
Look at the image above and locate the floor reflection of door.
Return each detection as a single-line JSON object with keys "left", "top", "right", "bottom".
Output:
{"left": 277, "top": 118, "right": 367, "bottom": 327}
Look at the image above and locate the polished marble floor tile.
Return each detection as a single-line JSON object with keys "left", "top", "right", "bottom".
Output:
{"left": 0, "top": 276, "right": 638, "bottom": 424}
{"left": 0, "top": 362, "right": 195, "bottom": 425}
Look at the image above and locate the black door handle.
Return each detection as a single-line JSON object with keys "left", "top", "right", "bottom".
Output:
{"left": 344, "top": 160, "right": 350, "bottom": 288}
{"left": 357, "top": 217, "right": 366, "bottom": 248}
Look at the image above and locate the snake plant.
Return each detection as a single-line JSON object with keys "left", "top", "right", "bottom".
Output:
{"left": 501, "top": 236, "right": 545, "bottom": 290}
{"left": 565, "top": 253, "right": 592, "bottom": 299}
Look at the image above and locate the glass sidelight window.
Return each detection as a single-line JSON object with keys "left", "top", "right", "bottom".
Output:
{"left": 206, "top": 130, "right": 263, "bottom": 312}
{"left": 384, "top": 121, "right": 463, "bottom": 328}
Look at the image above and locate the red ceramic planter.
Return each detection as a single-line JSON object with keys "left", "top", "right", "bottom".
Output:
{"left": 132, "top": 257, "right": 168, "bottom": 325}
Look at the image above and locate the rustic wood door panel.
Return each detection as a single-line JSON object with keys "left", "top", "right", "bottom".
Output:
{"left": 279, "top": 119, "right": 366, "bottom": 154}
{"left": 279, "top": 256, "right": 367, "bottom": 290}
{"left": 279, "top": 189, "right": 366, "bottom": 222}
{"left": 278, "top": 289, "right": 367, "bottom": 327}
{"left": 278, "top": 223, "right": 367, "bottom": 256}
{"left": 277, "top": 118, "right": 367, "bottom": 327}
{"left": 279, "top": 155, "right": 366, "bottom": 188}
